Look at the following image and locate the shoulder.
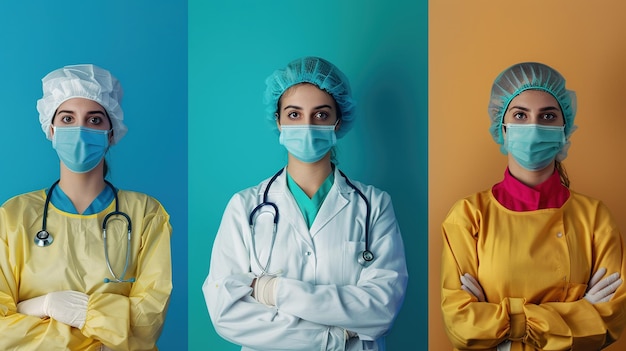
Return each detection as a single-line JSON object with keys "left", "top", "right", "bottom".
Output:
{"left": 1, "top": 189, "right": 46, "bottom": 210}
{"left": 449, "top": 188, "right": 493, "bottom": 210}
{"left": 228, "top": 171, "right": 286, "bottom": 204}
{"left": 335, "top": 173, "right": 396, "bottom": 214}
{"left": 443, "top": 189, "right": 494, "bottom": 223}
{"left": 116, "top": 189, "right": 170, "bottom": 217}
{"left": 566, "top": 190, "right": 617, "bottom": 224}
{"left": 335, "top": 170, "right": 390, "bottom": 198}
{"left": 567, "top": 190, "right": 605, "bottom": 207}
{"left": 355, "top": 180, "right": 391, "bottom": 203}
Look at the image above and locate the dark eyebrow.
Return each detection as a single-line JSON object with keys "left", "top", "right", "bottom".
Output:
{"left": 283, "top": 104, "right": 333, "bottom": 111}
{"left": 314, "top": 104, "right": 333, "bottom": 110}
{"left": 507, "top": 105, "right": 529, "bottom": 112}
{"left": 507, "top": 105, "right": 560, "bottom": 112}
{"left": 538, "top": 106, "right": 560, "bottom": 112}
{"left": 283, "top": 105, "right": 302, "bottom": 111}
{"left": 55, "top": 109, "right": 106, "bottom": 116}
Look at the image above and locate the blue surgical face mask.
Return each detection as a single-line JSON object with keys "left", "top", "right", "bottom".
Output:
{"left": 504, "top": 124, "right": 566, "bottom": 171}
{"left": 52, "top": 126, "right": 110, "bottom": 173}
{"left": 279, "top": 124, "right": 337, "bottom": 163}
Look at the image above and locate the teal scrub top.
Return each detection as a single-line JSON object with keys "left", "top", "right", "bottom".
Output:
{"left": 286, "top": 171, "right": 334, "bottom": 228}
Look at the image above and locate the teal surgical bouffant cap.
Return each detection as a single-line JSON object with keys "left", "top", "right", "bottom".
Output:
{"left": 488, "top": 62, "right": 577, "bottom": 151}
{"left": 264, "top": 56, "right": 356, "bottom": 138}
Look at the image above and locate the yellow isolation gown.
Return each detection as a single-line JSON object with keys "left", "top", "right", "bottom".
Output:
{"left": 441, "top": 189, "right": 626, "bottom": 350}
{"left": 0, "top": 189, "right": 172, "bottom": 351}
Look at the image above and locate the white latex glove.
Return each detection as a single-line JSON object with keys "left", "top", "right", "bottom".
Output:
{"left": 497, "top": 340, "right": 512, "bottom": 351}
{"left": 47, "top": 291, "right": 88, "bottom": 328}
{"left": 585, "top": 267, "right": 622, "bottom": 304}
{"left": 344, "top": 329, "right": 358, "bottom": 339}
{"left": 17, "top": 295, "right": 48, "bottom": 318}
{"left": 252, "top": 275, "right": 278, "bottom": 306}
{"left": 17, "top": 291, "right": 88, "bottom": 329}
{"left": 460, "top": 273, "right": 486, "bottom": 302}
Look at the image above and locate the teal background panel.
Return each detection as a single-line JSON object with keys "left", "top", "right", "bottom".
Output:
{"left": 0, "top": 2, "right": 188, "bottom": 349}
{"left": 189, "top": 0, "right": 427, "bottom": 349}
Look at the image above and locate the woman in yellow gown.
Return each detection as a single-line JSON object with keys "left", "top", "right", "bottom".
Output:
{"left": 441, "top": 62, "right": 626, "bottom": 350}
{"left": 0, "top": 64, "right": 172, "bottom": 350}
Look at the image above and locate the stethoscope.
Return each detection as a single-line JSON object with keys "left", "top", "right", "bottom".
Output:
{"left": 248, "top": 168, "right": 374, "bottom": 275}
{"left": 34, "top": 180, "right": 135, "bottom": 283}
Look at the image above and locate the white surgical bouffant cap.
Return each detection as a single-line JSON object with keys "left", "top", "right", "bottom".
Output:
{"left": 37, "top": 64, "right": 127, "bottom": 145}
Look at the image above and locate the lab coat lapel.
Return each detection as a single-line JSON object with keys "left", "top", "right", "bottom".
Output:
{"left": 267, "top": 169, "right": 314, "bottom": 245}
{"left": 309, "top": 169, "right": 350, "bottom": 237}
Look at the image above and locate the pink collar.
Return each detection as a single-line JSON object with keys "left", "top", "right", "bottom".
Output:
{"left": 491, "top": 167, "right": 570, "bottom": 211}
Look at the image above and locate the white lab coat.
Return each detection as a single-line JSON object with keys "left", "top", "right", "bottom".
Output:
{"left": 203, "top": 167, "right": 408, "bottom": 351}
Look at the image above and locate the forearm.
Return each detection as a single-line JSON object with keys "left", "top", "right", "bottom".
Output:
{"left": 82, "top": 292, "right": 132, "bottom": 348}
{"left": 443, "top": 290, "right": 616, "bottom": 350}
{"left": 205, "top": 274, "right": 346, "bottom": 351}
{"left": 276, "top": 273, "right": 405, "bottom": 340}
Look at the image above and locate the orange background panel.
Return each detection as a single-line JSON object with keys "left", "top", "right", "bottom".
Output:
{"left": 429, "top": 1, "right": 626, "bottom": 349}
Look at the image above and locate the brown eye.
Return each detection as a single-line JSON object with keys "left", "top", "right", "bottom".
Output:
{"left": 513, "top": 112, "right": 525, "bottom": 120}
{"left": 314, "top": 111, "right": 329, "bottom": 120}
{"left": 542, "top": 113, "right": 556, "bottom": 120}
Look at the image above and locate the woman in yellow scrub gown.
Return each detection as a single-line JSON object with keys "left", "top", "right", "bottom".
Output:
{"left": 0, "top": 64, "right": 172, "bottom": 350}
{"left": 441, "top": 62, "right": 626, "bottom": 350}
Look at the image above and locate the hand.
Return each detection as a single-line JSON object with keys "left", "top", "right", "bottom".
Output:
{"left": 584, "top": 268, "right": 622, "bottom": 304}
{"left": 17, "top": 295, "right": 48, "bottom": 319}
{"left": 460, "top": 273, "right": 486, "bottom": 302}
{"left": 46, "top": 291, "right": 89, "bottom": 329}
{"left": 497, "top": 340, "right": 512, "bottom": 351}
{"left": 17, "top": 291, "right": 88, "bottom": 329}
{"left": 251, "top": 275, "right": 278, "bottom": 306}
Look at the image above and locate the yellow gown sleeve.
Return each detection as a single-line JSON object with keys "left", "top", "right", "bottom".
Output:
{"left": 441, "top": 207, "right": 511, "bottom": 350}
{"left": 81, "top": 204, "right": 173, "bottom": 350}
{"left": 0, "top": 222, "right": 93, "bottom": 350}
{"left": 441, "top": 196, "right": 626, "bottom": 350}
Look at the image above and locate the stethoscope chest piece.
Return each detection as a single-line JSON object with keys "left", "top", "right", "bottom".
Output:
{"left": 34, "top": 179, "right": 135, "bottom": 283}
{"left": 358, "top": 250, "right": 375, "bottom": 266}
{"left": 34, "top": 230, "right": 53, "bottom": 247}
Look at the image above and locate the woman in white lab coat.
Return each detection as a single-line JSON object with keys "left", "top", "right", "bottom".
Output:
{"left": 203, "top": 56, "right": 408, "bottom": 351}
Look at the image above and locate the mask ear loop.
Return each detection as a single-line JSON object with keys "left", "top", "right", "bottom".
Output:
{"left": 102, "top": 109, "right": 116, "bottom": 145}
{"left": 333, "top": 119, "right": 341, "bottom": 131}
{"left": 106, "top": 128, "right": 114, "bottom": 148}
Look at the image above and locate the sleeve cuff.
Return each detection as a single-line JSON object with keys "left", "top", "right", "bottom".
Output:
{"left": 507, "top": 297, "right": 526, "bottom": 340}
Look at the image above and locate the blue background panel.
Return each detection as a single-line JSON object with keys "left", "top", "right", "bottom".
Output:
{"left": 0, "top": 2, "right": 187, "bottom": 349}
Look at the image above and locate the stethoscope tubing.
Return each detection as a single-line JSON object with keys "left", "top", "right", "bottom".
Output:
{"left": 338, "top": 170, "right": 374, "bottom": 264}
{"left": 102, "top": 209, "right": 134, "bottom": 283}
{"left": 248, "top": 167, "right": 374, "bottom": 275}
{"left": 248, "top": 169, "right": 283, "bottom": 275}
{"left": 35, "top": 180, "right": 134, "bottom": 283}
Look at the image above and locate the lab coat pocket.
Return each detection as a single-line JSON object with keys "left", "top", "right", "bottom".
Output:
{"left": 346, "top": 338, "right": 380, "bottom": 351}
{"left": 342, "top": 241, "right": 364, "bottom": 285}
